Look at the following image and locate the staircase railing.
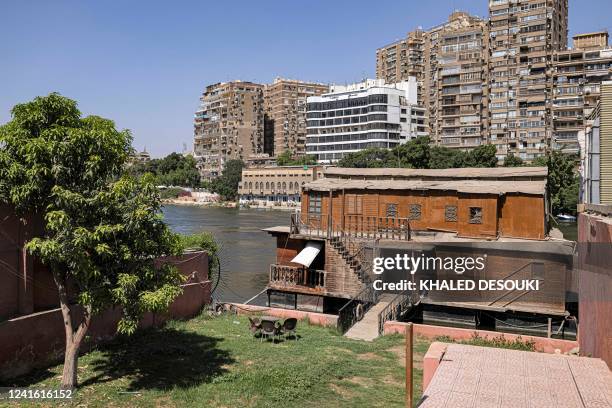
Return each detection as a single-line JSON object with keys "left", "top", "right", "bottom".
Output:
{"left": 337, "top": 285, "right": 380, "bottom": 334}
{"left": 377, "top": 288, "right": 421, "bottom": 335}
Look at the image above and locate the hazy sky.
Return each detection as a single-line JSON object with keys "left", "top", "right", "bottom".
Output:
{"left": 2, "top": 0, "right": 611, "bottom": 157}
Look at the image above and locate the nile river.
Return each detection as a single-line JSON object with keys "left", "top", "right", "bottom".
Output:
{"left": 162, "top": 205, "right": 288, "bottom": 303}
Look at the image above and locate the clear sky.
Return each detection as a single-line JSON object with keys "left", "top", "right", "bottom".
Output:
{"left": 1, "top": 0, "right": 611, "bottom": 157}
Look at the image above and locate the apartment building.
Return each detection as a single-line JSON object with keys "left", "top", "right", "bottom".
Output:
{"left": 488, "top": 0, "right": 569, "bottom": 161}
{"left": 376, "top": 30, "right": 425, "bottom": 105}
{"left": 376, "top": 12, "right": 488, "bottom": 148}
{"left": 263, "top": 78, "right": 328, "bottom": 158}
{"left": 193, "top": 81, "right": 264, "bottom": 180}
{"left": 305, "top": 78, "right": 427, "bottom": 164}
{"left": 433, "top": 13, "right": 489, "bottom": 149}
{"left": 552, "top": 32, "right": 612, "bottom": 154}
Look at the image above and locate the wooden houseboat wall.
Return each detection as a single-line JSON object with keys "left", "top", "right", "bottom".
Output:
{"left": 300, "top": 189, "right": 547, "bottom": 240}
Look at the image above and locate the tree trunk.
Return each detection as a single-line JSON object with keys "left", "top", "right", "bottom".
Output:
{"left": 61, "top": 343, "right": 79, "bottom": 388}
{"left": 53, "top": 270, "right": 92, "bottom": 389}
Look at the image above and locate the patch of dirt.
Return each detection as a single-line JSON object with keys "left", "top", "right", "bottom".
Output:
{"left": 356, "top": 352, "right": 380, "bottom": 361}
{"left": 388, "top": 345, "right": 423, "bottom": 369}
{"left": 327, "top": 346, "right": 354, "bottom": 354}
{"left": 155, "top": 397, "right": 177, "bottom": 408}
{"left": 330, "top": 383, "right": 354, "bottom": 398}
{"left": 243, "top": 360, "right": 254, "bottom": 366}
{"left": 347, "top": 376, "right": 371, "bottom": 387}
{"left": 381, "top": 374, "right": 403, "bottom": 386}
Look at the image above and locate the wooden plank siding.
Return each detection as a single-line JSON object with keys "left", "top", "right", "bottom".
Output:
{"left": 499, "top": 194, "right": 546, "bottom": 240}
{"left": 300, "top": 189, "right": 546, "bottom": 240}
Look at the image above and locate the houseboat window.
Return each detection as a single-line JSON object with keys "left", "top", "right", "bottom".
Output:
{"left": 309, "top": 193, "right": 322, "bottom": 215}
{"left": 445, "top": 205, "right": 458, "bottom": 222}
{"left": 408, "top": 204, "right": 422, "bottom": 220}
{"left": 346, "top": 194, "right": 363, "bottom": 214}
{"left": 386, "top": 203, "right": 398, "bottom": 218}
{"left": 469, "top": 207, "right": 483, "bottom": 224}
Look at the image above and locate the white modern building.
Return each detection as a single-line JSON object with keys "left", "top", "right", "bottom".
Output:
{"left": 305, "top": 78, "right": 428, "bottom": 163}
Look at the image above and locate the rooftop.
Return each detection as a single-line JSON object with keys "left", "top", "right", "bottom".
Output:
{"left": 323, "top": 167, "right": 548, "bottom": 180}
{"left": 303, "top": 178, "right": 546, "bottom": 196}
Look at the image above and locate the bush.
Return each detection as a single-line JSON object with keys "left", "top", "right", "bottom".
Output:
{"left": 179, "top": 232, "right": 220, "bottom": 274}
{"left": 160, "top": 187, "right": 186, "bottom": 199}
{"left": 435, "top": 333, "right": 536, "bottom": 351}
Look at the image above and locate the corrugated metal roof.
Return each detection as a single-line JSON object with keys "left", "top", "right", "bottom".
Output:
{"left": 323, "top": 167, "right": 548, "bottom": 179}
{"left": 303, "top": 178, "right": 546, "bottom": 195}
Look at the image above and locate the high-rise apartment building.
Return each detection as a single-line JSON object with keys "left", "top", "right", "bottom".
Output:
{"left": 376, "top": 12, "right": 488, "bottom": 148}
{"left": 305, "top": 78, "right": 427, "bottom": 164}
{"left": 377, "top": 2, "right": 579, "bottom": 161}
{"left": 376, "top": 30, "right": 425, "bottom": 105}
{"left": 552, "top": 32, "right": 612, "bottom": 154}
{"left": 193, "top": 81, "right": 264, "bottom": 180}
{"left": 488, "top": 0, "right": 569, "bottom": 161}
{"left": 432, "top": 12, "right": 489, "bottom": 149}
{"left": 263, "top": 78, "right": 328, "bottom": 157}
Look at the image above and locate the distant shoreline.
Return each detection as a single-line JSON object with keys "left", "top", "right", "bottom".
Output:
{"left": 162, "top": 199, "right": 296, "bottom": 212}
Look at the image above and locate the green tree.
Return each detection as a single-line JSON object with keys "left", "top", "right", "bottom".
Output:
{"left": 276, "top": 150, "right": 293, "bottom": 166}
{"left": 464, "top": 144, "right": 498, "bottom": 168}
{"left": 529, "top": 151, "right": 579, "bottom": 214}
{"left": 337, "top": 148, "right": 395, "bottom": 168}
{"left": 0, "top": 94, "right": 183, "bottom": 388}
{"left": 428, "top": 146, "right": 465, "bottom": 169}
{"left": 503, "top": 153, "right": 524, "bottom": 167}
{"left": 128, "top": 152, "right": 200, "bottom": 187}
{"left": 208, "top": 159, "right": 244, "bottom": 200}
{"left": 394, "top": 136, "right": 431, "bottom": 168}
{"left": 276, "top": 150, "right": 317, "bottom": 166}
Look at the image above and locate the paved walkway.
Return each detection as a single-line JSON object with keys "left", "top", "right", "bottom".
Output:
{"left": 420, "top": 343, "right": 612, "bottom": 408}
{"left": 344, "top": 294, "right": 395, "bottom": 341}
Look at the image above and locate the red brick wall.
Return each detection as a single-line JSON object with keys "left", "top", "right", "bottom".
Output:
{"left": 0, "top": 251, "right": 212, "bottom": 380}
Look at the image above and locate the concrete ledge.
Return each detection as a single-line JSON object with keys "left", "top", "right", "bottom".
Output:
{"left": 229, "top": 303, "right": 339, "bottom": 327}
{"left": 383, "top": 321, "right": 578, "bottom": 354}
{"left": 423, "top": 342, "right": 448, "bottom": 391}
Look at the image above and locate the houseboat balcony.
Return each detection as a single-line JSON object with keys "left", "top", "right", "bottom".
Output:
{"left": 269, "top": 264, "right": 326, "bottom": 294}
{"left": 289, "top": 212, "right": 411, "bottom": 241}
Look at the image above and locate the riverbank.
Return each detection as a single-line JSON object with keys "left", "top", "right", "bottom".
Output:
{"left": 162, "top": 198, "right": 237, "bottom": 208}
{"left": 162, "top": 198, "right": 299, "bottom": 212}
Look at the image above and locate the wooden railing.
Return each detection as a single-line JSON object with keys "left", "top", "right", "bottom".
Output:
{"left": 343, "top": 215, "right": 411, "bottom": 241}
{"left": 269, "top": 264, "right": 325, "bottom": 290}
{"left": 290, "top": 211, "right": 411, "bottom": 241}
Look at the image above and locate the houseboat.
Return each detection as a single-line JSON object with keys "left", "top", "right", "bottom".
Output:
{"left": 263, "top": 167, "right": 576, "bottom": 337}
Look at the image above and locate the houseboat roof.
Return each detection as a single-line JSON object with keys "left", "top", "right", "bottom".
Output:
{"left": 303, "top": 178, "right": 547, "bottom": 196}
{"left": 323, "top": 167, "right": 548, "bottom": 180}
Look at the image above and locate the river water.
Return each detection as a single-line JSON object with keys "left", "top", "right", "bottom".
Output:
{"left": 162, "top": 205, "right": 288, "bottom": 303}
{"left": 162, "top": 205, "right": 579, "bottom": 304}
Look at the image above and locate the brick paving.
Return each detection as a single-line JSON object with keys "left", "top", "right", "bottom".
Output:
{"left": 419, "top": 344, "right": 612, "bottom": 408}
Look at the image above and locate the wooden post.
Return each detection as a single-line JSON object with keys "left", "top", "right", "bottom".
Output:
{"left": 405, "top": 323, "right": 413, "bottom": 408}
{"left": 547, "top": 317, "right": 552, "bottom": 338}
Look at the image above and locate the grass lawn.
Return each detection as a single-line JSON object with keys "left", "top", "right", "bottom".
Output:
{"left": 6, "top": 314, "right": 431, "bottom": 408}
